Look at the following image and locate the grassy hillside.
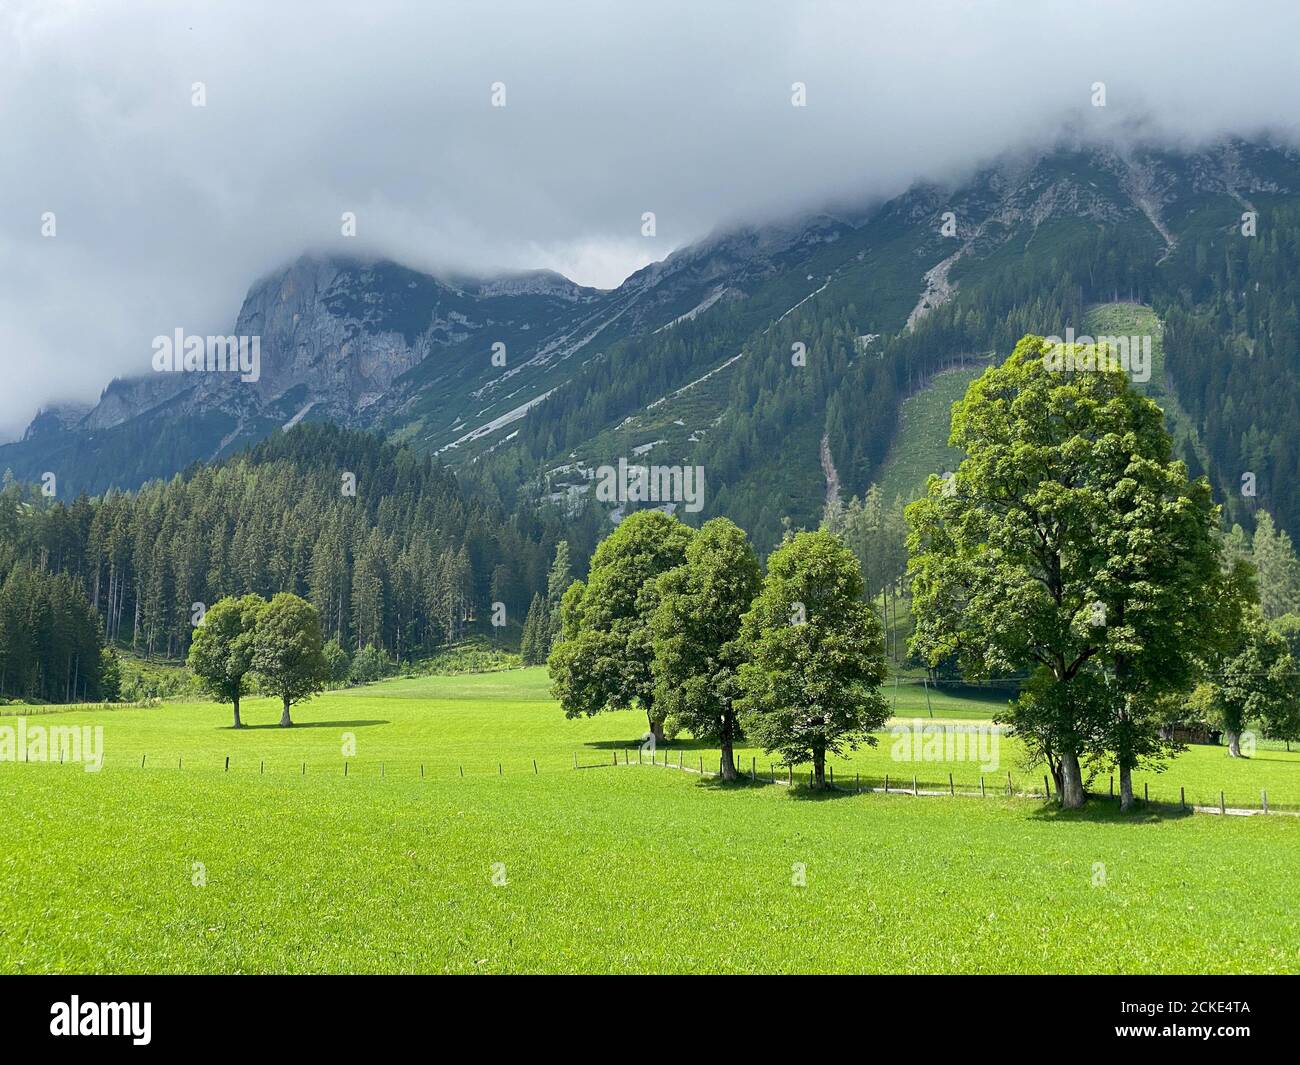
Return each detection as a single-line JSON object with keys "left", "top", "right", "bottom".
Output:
{"left": 873, "top": 302, "right": 1204, "bottom": 512}
{"left": 1081, "top": 302, "right": 1211, "bottom": 475}
{"left": 875, "top": 364, "right": 987, "bottom": 507}
{"left": 2, "top": 670, "right": 1298, "bottom": 973}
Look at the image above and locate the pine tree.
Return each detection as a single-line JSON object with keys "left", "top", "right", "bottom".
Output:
{"left": 520, "top": 593, "right": 548, "bottom": 665}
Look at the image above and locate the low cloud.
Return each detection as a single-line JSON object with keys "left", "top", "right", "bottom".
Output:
{"left": 2, "top": 0, "right": 1299, "bottom": 438}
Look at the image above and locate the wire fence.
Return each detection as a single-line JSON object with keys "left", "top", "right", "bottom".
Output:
{"left": 6, "top": 742, "right": 1298, "bottom": 816}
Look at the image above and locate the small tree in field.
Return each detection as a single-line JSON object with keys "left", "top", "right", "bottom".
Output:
{"left": 1201, "top": 614, "right": 1299, "bottom": 756}
{"left": 187, "top": 594, "right": 265, "bottom": 728}
{"left": 651, "top": 518, "right": 762, "bottom": 781}
{"left": 252, "top": 593, "right": 328, "bottom": 727}
{"left": 737, "top": 530, "right": 888, "bottom": 788}
{"left": 549, "top": 510, "right": 694, "bottom": 743}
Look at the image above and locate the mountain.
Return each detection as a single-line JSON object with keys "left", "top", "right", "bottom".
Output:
{"left": 5, "top": 135, "right": 1300, "bottom": 547}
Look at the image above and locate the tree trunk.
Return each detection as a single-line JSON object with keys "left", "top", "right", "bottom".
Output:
{"left": 1227, "top": 730, "right": 1242, "bottom": 757}
{"left": 645, "top": 709, "right": 664, "bottom": 745}
{"left": 280, "top": 696, "right": 292, "bottom": 727}
{"left": 1058, "top": 751, "right": 1085, "bottom": 808}
{"left": 232, "top": 695, "right": 242, "bottom": 729}
{"left": 812, "top": 748, "right": 826, "bottom": 789}
{"left": 719, "top": 735, "right": 737, "bottom": 781}
{"left": 1118, "top": 764, "right": 1135, "bottom": 811}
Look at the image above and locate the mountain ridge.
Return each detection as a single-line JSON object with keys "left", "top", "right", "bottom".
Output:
{"left": 5, "top": 134, "right": 1300, "bottom": 549}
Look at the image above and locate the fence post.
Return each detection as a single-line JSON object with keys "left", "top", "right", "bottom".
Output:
{"left": 1220, "top": 791, "right": 1226, "bottom": 815}
{"left": 498, "top": 763, "right": 503, "bottom": 776}
{"left": 1262, "top": 789, "right": 1269, "bottom": 814}
{"left": 533, "top": 759, "right": 538, "bottom": 775}
{"left": 949, "top": 772, "right": 954, "bottom": 796}
{"left": 304, "top": 762, "right": 307, "bottom": 776}
{"left": 856, "top": 772, "right": 861, "bottom": 794}
{"left": 1109, "top": 774, "right": 1114, "bottom": 798}
{"left": 261, "top": 760, "right": 264, "bottom": 775}
{"left": 885, "top": 773, "right": 889, "bottom": 793}
{"left": 679, "top": 751, "right": 683, "bottom": 769}
{"left": 1006, "top": 771, "right": 1012, "bottom": 795}
{"left": 459, "top": 765, "right": 463, "bottom": 777}
{"left": 751, "top": 758, "right": 756, "bottom": 782}
{"left": 699, "top": 755, "right": 703, "bottom": 775}
{"left": 912, "top": 774, "right": 918, "bottom": 795}
{"left": 980, "top": 776, "right": 985, "bottom": 797}
{"left": 1143, "top": 782, "right": 1148, "bottom": 803}
{"left": 1043, "top": 774, "right": 1050, "bottom": 799}
{"left": 1180, "top": 786, "right": 1185, "bottom": 811}
{"left": 141, "top": 754, "right": 146, "bottom": 768}
{"left": 829, "top": 766, "right": 834, "bottom": 787}
{"left": 788, "top": 765, "right": 793, "bottom": 786}
{"left": 574, "top": 752, "right": 578, "bottom": 770}
{"left": 345, "top": 762, "right": 349, "bottom": 776}
{"left": 225, "top": 756, "right": 229, "bottom": 772}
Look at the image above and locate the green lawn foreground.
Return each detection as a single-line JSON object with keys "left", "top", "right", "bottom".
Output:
{"left": 1, "top": 668, "right": 1297, "bottom": 973}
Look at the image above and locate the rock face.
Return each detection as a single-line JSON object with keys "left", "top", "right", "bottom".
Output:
{"left": 20, "top": 402, "right": 94, "bottom": 440}
{"left": 4, "top": 136, "right": 1299, "bottom": 496}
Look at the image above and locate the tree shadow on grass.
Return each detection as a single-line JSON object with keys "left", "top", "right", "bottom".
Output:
{"left": 583, "top": 738, "right": 717, "bottom": 751}
{"left": 232, "top": 719, "right": 390, "bottom": 730}
{"left": 691, "top": 773, "right": 772, "bottom": 792}
{"left": 1235, "top": 753, "right": 1300, "bottom": 764}
{"left": 690, "top": 774, "right": 856, "bottom": 801}
{"left": 1028, "top": 796, "right": 1194, "bottom": 824}
{"left": 782, "top": 784, "right": 859, "bottom": 802}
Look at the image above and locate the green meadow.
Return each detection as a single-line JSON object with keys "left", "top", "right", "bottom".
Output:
{"left": 2, "top": 668, "right": 1298, "bottom": 973}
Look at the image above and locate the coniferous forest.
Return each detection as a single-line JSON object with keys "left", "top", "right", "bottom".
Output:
{"left": 0, "top": 424, "right": 596, "bottom": 698}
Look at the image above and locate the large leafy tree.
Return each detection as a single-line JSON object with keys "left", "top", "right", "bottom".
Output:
{"left": 908, "top": 336, "right": 1232, "bottom": 808}
{"left": 737, "top": 530, "right": 888, "bottom": 788}
{"left": 252, "top": 593, "right": 329, "bottom": 727}
{"left": 651, "top": 518, "right": 761, "bottom": 781}
{"left": 187, "top": 594, "right": 266, "bottom": 728}
{"left": 549, "top": 510, "right": 694, "bottom": 742}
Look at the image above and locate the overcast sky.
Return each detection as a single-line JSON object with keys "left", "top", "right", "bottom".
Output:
{"left": 2, "top": 0, "right": 1300, "bottom": 440}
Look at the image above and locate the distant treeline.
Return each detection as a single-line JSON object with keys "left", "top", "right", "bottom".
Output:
{"left": 0, "top": 424, "right": 591, "bottom": 680}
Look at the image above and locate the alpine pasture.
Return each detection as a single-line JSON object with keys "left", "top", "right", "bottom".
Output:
{"left": 2, "top": 667, "right": 1297, "bottom": 974}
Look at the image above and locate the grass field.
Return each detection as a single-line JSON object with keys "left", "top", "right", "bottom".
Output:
{"left": 2, "top": 669, "right": 1298, "bottom": 973}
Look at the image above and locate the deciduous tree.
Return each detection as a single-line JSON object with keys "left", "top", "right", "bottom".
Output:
{"left": 252, "top": 593, "right": 328, "bottom": 727}
{"left": 651, "top": 518, "right": 761, "bottom": 780}
{"left": 549, "top": 510, "right": 693, "bottom": 742}
{"left": 187, "top": 594, "right": 265, "bottom": 728}
{"left": 908, "top": 336, "right": 1232, "bottom": 808}
{"left": 737, "top": 530, "right": 888, "bottom": 788}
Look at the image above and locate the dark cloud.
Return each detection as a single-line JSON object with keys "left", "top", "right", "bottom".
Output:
{"left": 2, "top": 0, "right": 1299, "bottom": 438}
